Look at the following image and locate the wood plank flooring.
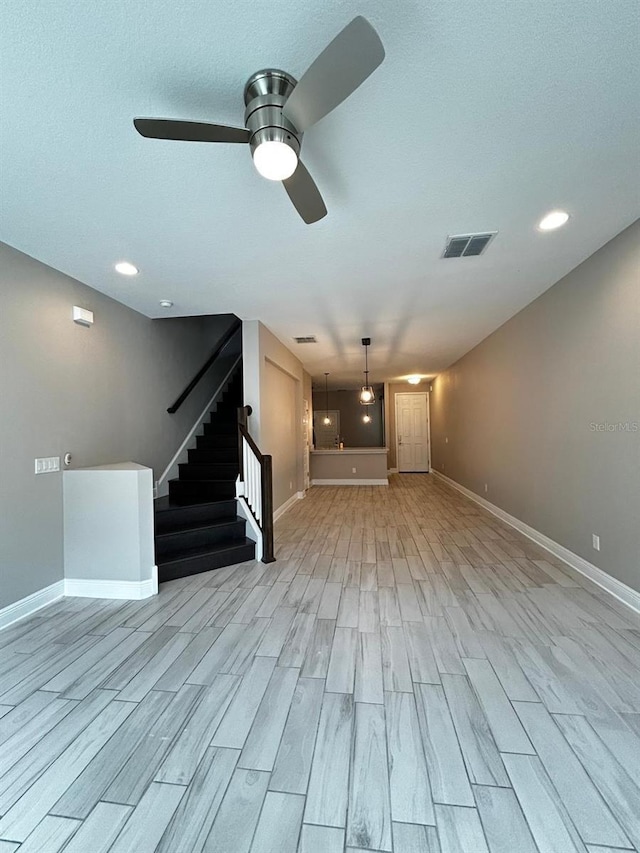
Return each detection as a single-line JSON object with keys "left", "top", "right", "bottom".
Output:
{"left": 1, "top": 474, "right": 639, "bottom": 852}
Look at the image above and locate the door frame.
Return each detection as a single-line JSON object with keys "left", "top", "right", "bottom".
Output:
{"left": 394, "top": 391, "right": 431, "bottom": 473}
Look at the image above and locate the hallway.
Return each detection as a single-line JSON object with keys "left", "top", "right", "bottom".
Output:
{"left": 1, "top": 474, "right": 639, "bottom": 852}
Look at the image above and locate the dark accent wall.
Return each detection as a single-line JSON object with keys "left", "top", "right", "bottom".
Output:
{"left": 312, "top": 387, "right": 384, "bottom": 447}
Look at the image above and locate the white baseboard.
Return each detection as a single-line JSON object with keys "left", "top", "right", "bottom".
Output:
{"left": 274, "top": 491, "right": 305, "bottom": 522}
{"left": 64, "top": 566, "right": 158, "bottom": 600}
{"left": 311, "top": 478, "right": 389, "bottom": 486}
{"left": 432, "top": 470, "right": 640, "bottom": 615}
{"left": 0, "top": 580, "right": 65, "bottom": 631}
{"left": 0, "top": 567, "right": 160, "bottom": 632}
{"left": 387, "top": 468, "right": 398, "bottom": 474}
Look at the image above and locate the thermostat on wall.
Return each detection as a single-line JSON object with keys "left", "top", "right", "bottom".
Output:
{"left": 73, "top": 306, "right": 94, "bottom": 326}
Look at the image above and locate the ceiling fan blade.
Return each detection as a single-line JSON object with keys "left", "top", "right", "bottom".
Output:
{"left": 282, "top": 16, "right": 385, "bottom": 132}
{"left": 133, "top": 118, "right": 250, "bottom": 143}
{"left": 283, "top": 161, "right": 327, "bottom": 224}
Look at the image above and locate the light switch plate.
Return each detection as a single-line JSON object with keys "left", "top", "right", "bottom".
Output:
{"left": 35, "top": 456, "right": 60, "bottom": 474}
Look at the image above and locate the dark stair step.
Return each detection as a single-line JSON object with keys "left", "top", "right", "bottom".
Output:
{"left": 188, "top": 448, "right": 239, "bottom": 464}
{"left": 169, "top": 478, "right": 237, "bottom": 504}
{"left": 212, "top": 401, "right": 239, "bottom": 416}
{"left": 196, "top": 434, "right": 237, "bottom": 449}
{"left": 154, "top": 497, "right": 238, "bottom": 534}
{"left": 155, "top": 517, "right": 246, "bottom": 558}
{"left": 157, "top": 538, "right": 256, "bottom": 582}
{"left": 178, "top": 462, "right": 239, "bottom": 480}
{"left": 203, "top": 421, "right": 237, "bottom": 436}
{"left": 209, "top": 412, "right": 237, "bottom": 426}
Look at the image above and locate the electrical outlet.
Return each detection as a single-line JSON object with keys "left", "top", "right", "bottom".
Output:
{"left": 35, "top": 456, "right": 60, "bottom": 474}
{"left": 289, "top": 481, "right": 293, "bottom": 490}
{"left": 445, "top": 437, "right": 449, "bottom": 444}
{"left": 484, "top": 483, "right": 488, "bottom": 493}
{"left": 592, "top": 534, "right": 600, "bottom": 551}
{"left": 352, "top": 467, "right": 357, "bottom": 474}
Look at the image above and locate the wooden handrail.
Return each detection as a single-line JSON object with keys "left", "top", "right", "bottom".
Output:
{"left": 167, "top": 318, "right": 242, "bottom": 414}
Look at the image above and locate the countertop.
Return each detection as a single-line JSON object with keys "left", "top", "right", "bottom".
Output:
{"left": 310, "top": 447, "right": 389, "bottom": 455}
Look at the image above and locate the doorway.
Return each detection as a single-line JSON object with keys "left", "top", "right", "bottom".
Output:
{"left": 395, "top": 392, "right": 430, "bottom": 472}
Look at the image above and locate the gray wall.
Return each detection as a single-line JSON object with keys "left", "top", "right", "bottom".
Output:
{"left": 242, "top": 321, "right": 306, "bottom": 513}
{"left": 0, "top": 242, "right": 236, "bottom": 608}
{"left": 430, "top": 220, "right": 640, "bottom": 593}
{"left": 312, "top": 388, "right": 384, "bottom": 447}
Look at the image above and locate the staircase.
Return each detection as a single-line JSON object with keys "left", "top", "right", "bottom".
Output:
{"left": 154, "top": 366, "right": 256, "bottom": 582}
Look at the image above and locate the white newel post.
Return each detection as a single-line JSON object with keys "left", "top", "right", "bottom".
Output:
{"left": 63, "top": 462, "right": 158, "bottom": 599}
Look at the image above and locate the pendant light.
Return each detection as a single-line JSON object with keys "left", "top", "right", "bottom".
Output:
{"left": 322, "top": 373, "right": 332, "bottom": 426}
{"left": 359, "top": 337, "right": 375, "bottom": 405}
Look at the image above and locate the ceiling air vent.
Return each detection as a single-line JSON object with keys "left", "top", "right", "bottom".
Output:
{"left": 443, "top": 232, "right": 497, "bottom": 258}
{"left": 293, "top": 336, "right": 317, "bottom": 344}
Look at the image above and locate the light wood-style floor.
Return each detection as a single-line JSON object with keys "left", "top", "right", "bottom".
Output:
{"left": 1, "top": 474, "right": 639, "bottom": 853}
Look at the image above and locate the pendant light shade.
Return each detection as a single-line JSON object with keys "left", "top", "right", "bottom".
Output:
{"left": 322, "top": 373, "right": 332, "bottom": 425}
{"left": 359, "top": 337, "right": 375, "bottom": 406}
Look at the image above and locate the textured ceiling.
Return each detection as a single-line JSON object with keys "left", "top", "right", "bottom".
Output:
{"left": 2, "top": 0, "right": 639, "bottom": 386}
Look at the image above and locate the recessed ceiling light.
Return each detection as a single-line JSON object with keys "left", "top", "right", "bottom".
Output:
{"left": 159, "top": 300, "right": 173, "bottom": 308}
{"left": 115, "top": 261, "right": 139, "bottom": 276}
{"left": 538, "top": 210, "right": 570, "bottom": 231}
{"left": 407, "top": 375, "right": 421, "bottom": 385}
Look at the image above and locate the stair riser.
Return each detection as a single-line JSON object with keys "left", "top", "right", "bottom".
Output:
{"left": 203, "top": 422, "right": 237, "bottom": 436}
{"left": 156, "top": 519, "right": 246, "bottom": 558}
{"left": 211, "top": 407, "right": 238, "bottom": 421}
{"left": 158, "top": 542, "right": 256, "bottom": 582}
{"left": 196, "top": 434, "right": 237, "bottom": 449}
{"left": 188, "top": 449, "right": 239, "bottom": 464}
{"left": 178, "top": 463, "right": 239, "bottom": 480}
{"left": 155, "top": 499, "right": 238, "bottom": 533}
{"left": 169, "top": 480, "right": 236, "bottom": 503}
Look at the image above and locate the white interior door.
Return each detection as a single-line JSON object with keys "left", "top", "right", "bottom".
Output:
{"left": 396, "top": 393, "right": 429, "bottom": 472}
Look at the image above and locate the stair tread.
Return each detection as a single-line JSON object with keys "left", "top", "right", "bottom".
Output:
{"left": 155, "top": 517, "right": 245, "bottom": 539}
{"left": 156, "top": 537, "right": 255, "bottom": 566}
{"left": 169, "top": 477, "right": 236, "bottom": 485}
{"left": 155, "top": 496, "right": 237, "bottom": 512}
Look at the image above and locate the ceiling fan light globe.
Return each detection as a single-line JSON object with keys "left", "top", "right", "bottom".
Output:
{"left": 253, "top": 140, "right": 298, "bottom": 181}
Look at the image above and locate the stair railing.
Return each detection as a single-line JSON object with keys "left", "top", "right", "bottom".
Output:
{"left": 237, "top": 405, "right": 275, "bottom": 563}
{"left": 167, "top": 317, "right": 242, "bottom": 414}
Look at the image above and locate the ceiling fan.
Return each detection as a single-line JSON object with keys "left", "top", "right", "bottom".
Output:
{"left": 133, "top": 16, "right": 385, "bottom": 224}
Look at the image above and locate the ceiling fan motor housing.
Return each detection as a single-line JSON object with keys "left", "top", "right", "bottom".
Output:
{"left": 244, "top": 69, "right": 301, "bottom": 157}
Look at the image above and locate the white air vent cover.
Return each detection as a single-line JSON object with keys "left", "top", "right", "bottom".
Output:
{"left": 294, "top": 336, "right": 317, "bottom": 344}
{"left": 443, "top": 232, "right": 497, "bottom": 258}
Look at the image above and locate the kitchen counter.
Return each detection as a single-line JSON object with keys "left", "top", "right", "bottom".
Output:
{"left": 310, "top": 447, "right": 389, "bottom": 485}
